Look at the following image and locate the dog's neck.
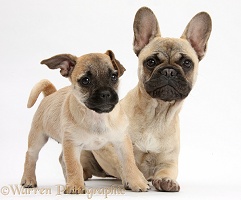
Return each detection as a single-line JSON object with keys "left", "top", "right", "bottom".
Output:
{"left": 136, "top": 82, "right": 183, "bottom": 121}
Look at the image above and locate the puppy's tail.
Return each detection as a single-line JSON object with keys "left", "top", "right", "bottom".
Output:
{"left": 27, "top": 79, "right": 57, "bottom": 108}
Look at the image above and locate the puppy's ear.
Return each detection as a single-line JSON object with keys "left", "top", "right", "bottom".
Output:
{"left": 133, "top": 7, "right": 161, "bottom": 56}
{"left": 181, "top": 12, "right": 212, "bottom": 61}
{"left": 105, "top": 50, "right": 126, "bottom": 77}
{"left": 41, "top": 54, "right": 77, "bottom": 77}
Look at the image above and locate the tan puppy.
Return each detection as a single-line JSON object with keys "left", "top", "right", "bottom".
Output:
{"left": 83, "top": 7, "right": 212, "bottom": 192}
{"left": 21, "top": 50, "right": 149, "bottom": 194}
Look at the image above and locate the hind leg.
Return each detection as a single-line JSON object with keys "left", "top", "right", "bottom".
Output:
{"left": 21, "top": 127, "right": 48, "bottom": 188}
{"left": 59, "top": 151, "right": 67, "bottom": 181}
{"left": 81, "top": 150, "right": 109, "bottom": 180}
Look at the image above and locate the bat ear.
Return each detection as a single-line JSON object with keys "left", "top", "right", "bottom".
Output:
{"left": 181, "top": 12, "right": 212, "bottom": 61}
{"left": 105, "top": 50, "right": 126, "bottom": 77}
{"left": 133, "top": 7, "right": 161, "bottom": 56}
{"left": 41, "top": 54, "right": 77, "bottom": 77}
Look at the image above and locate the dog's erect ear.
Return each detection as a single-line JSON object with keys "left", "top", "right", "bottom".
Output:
{"left": 133, "top": 7, "right": 161, "bottom": 56}
{"left": 181, "top": 12, "right": 212, "bottom": 61}
{"left": 41, "top": 54, "right": 77, "bottom": 77}
{"left": 105, "top": 50, "right": 126, "bottom": 77}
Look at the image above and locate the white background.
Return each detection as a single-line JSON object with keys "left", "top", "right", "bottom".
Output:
{"left": 0, "top": 0, "right": 241, "bottom": 199}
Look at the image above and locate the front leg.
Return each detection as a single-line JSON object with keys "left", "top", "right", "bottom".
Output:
{"left": 113, "top": 135, "right": 150, "bottom": 192}
{"left": 63, "top": 139, "right": 85, "bottom": 194}
{"left": 152, "top": 161, "right": 180, "bottom": 192}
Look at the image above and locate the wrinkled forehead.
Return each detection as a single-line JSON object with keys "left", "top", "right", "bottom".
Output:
{"left": 140, "top": 37, "right": 198, "bottom": 63}
{"left": 71, "top": 53, "right": 115, "bottom": 80}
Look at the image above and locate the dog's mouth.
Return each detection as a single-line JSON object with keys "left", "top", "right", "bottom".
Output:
{"left": 144, "top": 75, "right": 191, "bottom": 102}
{"left": 151, "top": 85, "right": 186, "bottom": 101}
{"left": 86, "top": 104, "right": 116, "bottom": 114}
{"left": 84, "top": 87, "right": 119, "bottom": 113}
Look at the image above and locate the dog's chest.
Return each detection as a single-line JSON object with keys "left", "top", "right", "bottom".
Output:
{"left": 134, "top": 131, "right": 163, "bottom": 153}
{"left": 83, "top": 135, "right": 109, "bottom": 150}
{"left": 88, "top": 113, "right": 108, "bottom": 133}
{"left": 129, "top": 100, "right": 180, "bottom": 154}
{"left": 80, "top": 112, "right": 116, "bottom": 150}
{"left": 131, "top": 119, "right": 173, "bottom": 154}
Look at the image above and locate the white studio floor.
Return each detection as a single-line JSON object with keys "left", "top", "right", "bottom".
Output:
{"left": 1, "top": 0, "right": 241, "bottom": 200}
{"left": 1, "top": 176, "right": 241, "bottom": 200}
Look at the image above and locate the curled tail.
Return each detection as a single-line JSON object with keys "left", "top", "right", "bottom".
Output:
{"left": 27, "top": 79, "right": 57, "bottom": 108}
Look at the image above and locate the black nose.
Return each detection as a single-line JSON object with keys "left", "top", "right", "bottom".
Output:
{"left": 99, "top": 90, "right": 112, "bottom": 100}
{"left": 161, "top": 68, "right": 177, "bottom": 77}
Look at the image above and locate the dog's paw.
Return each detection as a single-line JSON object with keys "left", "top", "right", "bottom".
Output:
{"left": 124, "top": 176, "right": 150, "bottom": 192}
{"left": 124, "top": 181, "right": 150, "bottom": 192}
{"left": 152, "top": 177, "right": 180, "bottom": 192}
{"left": 64, "top": 184, "right": 85, "bottom": 194}
{"left": 21, "top": 177, "right": 37, "bottom": 188}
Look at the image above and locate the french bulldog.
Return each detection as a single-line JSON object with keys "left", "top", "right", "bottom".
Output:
{"left": 83, "top": 7, "right": 212, "bottom": 192}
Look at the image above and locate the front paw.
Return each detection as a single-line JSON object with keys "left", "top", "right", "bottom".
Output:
{"left": 21, "top": 176, "right": 37, "bottom": 188}
{"left": 64, "top": 184, "right": 85, "bottom": 194}
{"left": 124, "top": 174, "right": 150, "bottom": 192}
{"left": 152, "top": 178, "right": 180, "bottom": 192}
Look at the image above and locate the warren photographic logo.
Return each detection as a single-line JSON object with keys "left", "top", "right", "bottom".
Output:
{"left": 1, "top": 184, "right": 125, "bottom": 199}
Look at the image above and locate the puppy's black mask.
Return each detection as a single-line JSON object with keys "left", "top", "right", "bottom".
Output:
{"left": 79, "top": 69, "right": 119, "bottom": 113}
{"left": 85, "top": 87, "right": 118, "bottom": 113}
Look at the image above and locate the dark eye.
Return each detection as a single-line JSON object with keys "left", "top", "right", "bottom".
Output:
{"left": 146, "top": 58, "right": 157, "bottom": 68}
{"left": 111, "top": 74, "right": 118, "bottom": 82}
{"left": 81, "top": 77, "right": 91, "bottom": 86}
{"left": 182, "top": 59, "right": 192, "bottom": 68}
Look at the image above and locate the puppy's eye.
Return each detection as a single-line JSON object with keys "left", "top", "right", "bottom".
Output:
{"left": 182, "top": 59, "right": 192, "bottom": 68}
{"left": 111, "top": 74, "right": 118, "bottom": 82}
{"left": 80, "top": 77, "right": 91, "bottom": 86}
{"left": 146, "top": 58, "right": 157, "bottom": 68}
